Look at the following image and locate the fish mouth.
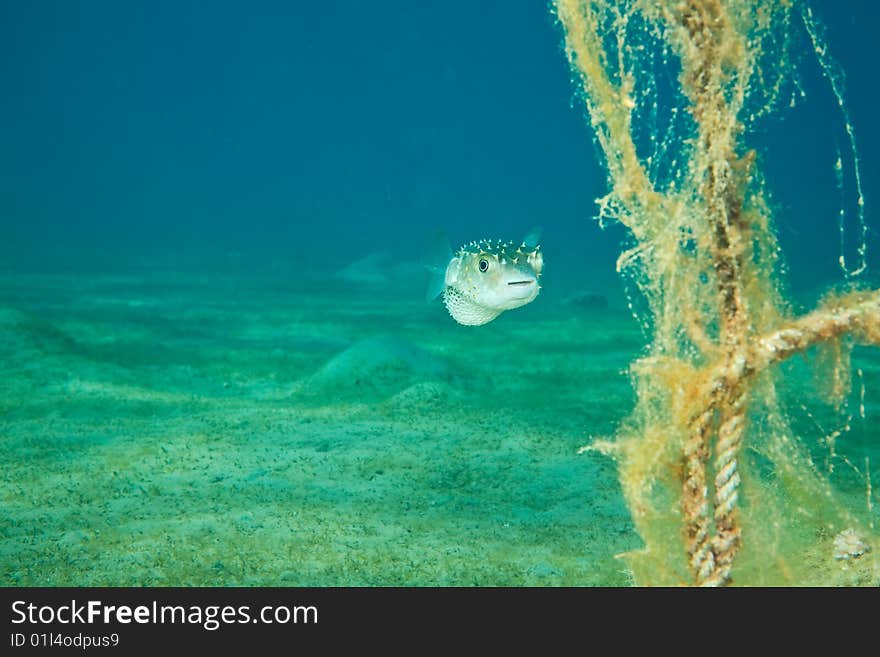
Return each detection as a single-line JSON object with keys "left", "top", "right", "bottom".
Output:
{"left": 507, "top": 280, "right": 534, "bottom": 286}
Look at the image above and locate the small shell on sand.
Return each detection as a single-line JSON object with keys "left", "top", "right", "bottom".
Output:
{"left": 832, "top": 528, "right": 871, "bottom": 561}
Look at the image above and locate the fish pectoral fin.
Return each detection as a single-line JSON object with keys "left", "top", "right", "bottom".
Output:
{"left": 423, "top": 231, "right": 453, "bottom": 302}
{"left": 523, "top": 225, "right": 543, "bottom": 248}
{"left": 425, "top": 265, "right": 447, "bottom": 302}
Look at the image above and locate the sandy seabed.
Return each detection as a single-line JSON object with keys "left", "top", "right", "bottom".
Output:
{"left": 1, "top": 267, "right": 877, "bottom": 586}
{"left": 0, "top": 268, "right": 644, "bottom": 586}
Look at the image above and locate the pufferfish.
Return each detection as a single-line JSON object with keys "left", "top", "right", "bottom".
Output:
{"left": 425, "top": 228, "right": 544, "bottom": 326}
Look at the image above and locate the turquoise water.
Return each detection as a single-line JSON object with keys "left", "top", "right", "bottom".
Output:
{"left": 1, "top": 2, "right": 879, "bottom": 586}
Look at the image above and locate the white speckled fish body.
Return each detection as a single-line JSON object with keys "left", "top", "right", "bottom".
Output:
{"left": 439, "top": 237, "right": 543, "bottom": 326}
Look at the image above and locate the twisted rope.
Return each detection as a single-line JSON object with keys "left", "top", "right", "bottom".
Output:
{"left": 684, "top": 407, "right": 716, "bottom": 583}
{"left": 704, "top": 386, "right": 747, "bottom": 586}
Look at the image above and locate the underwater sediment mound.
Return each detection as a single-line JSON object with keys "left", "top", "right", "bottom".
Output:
{"left": 0, "top": 307, "right": 79, "bottom": 359}
{"left": 300, "top": 335, "right": 453, "bottom": 402}
{"left": 382, "top": 381, "right": 461, "bottom": 414}
{"left": 334, "top": 252, "right": 393, "bottom": 285}
{"left": 333, "top": 252, "right": 424, "bottom": 290}
{"left": 561, "top": 291, "right": 609, "bottom": 311}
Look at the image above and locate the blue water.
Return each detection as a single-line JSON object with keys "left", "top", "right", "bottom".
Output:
{"left": 2, "top": 1, "right": 875, "bottom": 289}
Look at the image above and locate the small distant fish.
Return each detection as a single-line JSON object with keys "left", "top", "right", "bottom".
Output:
{"left": 425, "top": 228, "right": 544, "bottom": 326}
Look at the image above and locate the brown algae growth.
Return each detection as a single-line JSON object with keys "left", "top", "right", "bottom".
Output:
{"left": 555, "top": 0, "right": 879, "bottom": 585}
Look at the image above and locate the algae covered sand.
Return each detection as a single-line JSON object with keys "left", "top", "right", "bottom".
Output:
{"left": 0, "top": 268, "right": 643, "bottom": 586}
{"left": 2, "top": 267, "right": 877, "bottom": 586}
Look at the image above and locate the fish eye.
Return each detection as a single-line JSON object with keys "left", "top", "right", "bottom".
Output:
{"left": 478, "top": 258, "right": 489, "bottom": 273}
